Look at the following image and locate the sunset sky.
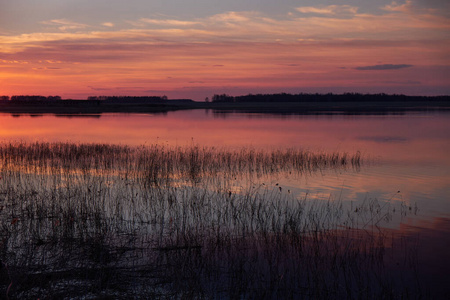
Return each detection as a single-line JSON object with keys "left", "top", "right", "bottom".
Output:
{"left": 1, "top": 0, "right": 449, "bottom": 100}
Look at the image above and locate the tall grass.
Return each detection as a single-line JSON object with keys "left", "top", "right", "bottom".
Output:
{"left": 0, "top": 141, "right": 421, "bottom": 299}
{"left": 0, "top": 141, "right": 361, "bottom": 183}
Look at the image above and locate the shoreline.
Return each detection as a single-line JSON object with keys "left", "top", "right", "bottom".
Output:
{"left": 0, "top": 100, "right": 449, "bottom": 115}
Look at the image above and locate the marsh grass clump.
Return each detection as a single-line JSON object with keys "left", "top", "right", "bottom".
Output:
{"left": 0, "top": 141, "right": 361, "bottom": 184}
{"left": 0, "top": 141, "right": 421, "bottom": 299}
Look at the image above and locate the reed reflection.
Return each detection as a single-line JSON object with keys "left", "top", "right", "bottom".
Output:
{"left": 1, "top": 141, "right": 435, "bottom": 298}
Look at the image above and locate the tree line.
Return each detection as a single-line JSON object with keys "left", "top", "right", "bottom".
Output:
{"left": 87, "top": 96, "right": 168, "bottom": 103}
{"left": 0, "top": 95, "right": 169, "bottom": 103}
{"left": 211, "top": 93, "right": 450, "bottom": 103}
{"left": 2, "top": 93, "right": 449, "bottom": 104}
{"left": 0, "top": 95, "right": 62, "bottom": 102}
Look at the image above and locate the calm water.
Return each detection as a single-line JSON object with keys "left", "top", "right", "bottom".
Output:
{"left": 1, "top": 110, "right": 448, "bottom": 215}
{"left": 1, "top": 110, "right": 449, "bottom": 295}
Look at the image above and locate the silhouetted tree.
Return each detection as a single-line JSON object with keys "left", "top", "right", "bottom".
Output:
{"left": 212, "top": 94, "right": 234, "bottom": 102}
{"left": 47, "top": 95, "right": 62, "bottom": 101}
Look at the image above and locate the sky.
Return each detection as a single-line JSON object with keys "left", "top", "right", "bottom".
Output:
{"left": 0, "top": 0, "right": 449, "bottom": 100}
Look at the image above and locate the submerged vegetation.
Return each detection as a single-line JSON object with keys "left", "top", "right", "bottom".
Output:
{"left": 0, "top": 142, "right": 423, "bottom": 298}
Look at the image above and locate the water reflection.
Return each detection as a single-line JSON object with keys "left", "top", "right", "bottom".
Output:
{"left": 1, "top": 111, "right": 449, "bottom": 157}
{"left": 0, "top": 109, "right": 449, "bottom": 297}
{"left": 0, "top": 111, "right": 448, "bottom": 220}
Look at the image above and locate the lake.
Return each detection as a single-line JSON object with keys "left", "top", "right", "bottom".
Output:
{"left": 2, "top": 110, "right": 448, "bottom": 219}
{"left": 0, "top": 110, "right": 449, "bottom": 298}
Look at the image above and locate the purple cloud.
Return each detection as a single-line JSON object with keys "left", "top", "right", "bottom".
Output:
{"left": 355, "top": 64, "right": 413, "bottom": 70}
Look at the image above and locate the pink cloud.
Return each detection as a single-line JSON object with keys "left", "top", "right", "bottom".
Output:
{"left": 296, "top": 5, "right": 358, "bottom": 15}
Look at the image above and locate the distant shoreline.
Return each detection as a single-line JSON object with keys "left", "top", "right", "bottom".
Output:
{"left": 0, "top": 94, "right": 449, "bottom": 115}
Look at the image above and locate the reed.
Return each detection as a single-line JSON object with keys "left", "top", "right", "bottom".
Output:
{"left": 0, "top": 141, "right": 420, "bottom": 299}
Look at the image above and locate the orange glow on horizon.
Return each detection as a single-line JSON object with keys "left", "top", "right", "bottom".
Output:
{"left": 1, "top": 40, "right": 448, "bottom": 99}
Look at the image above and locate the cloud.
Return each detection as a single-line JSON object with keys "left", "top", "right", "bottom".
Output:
{"left": 296, "top": 5, "right": 358, "bottom": 15}
{"left": 1, "top": 59, "right": 29, "bottom": 64}
{"left": 1, "top": 6, "right": 448, "bottom": 98}
{"left": 32, "top": 67, "right": 62, "bottom": 70}
{"left": 357, "top": 136, "right": 408, "bottom": 143}
{"left": 355, "top": 64, "right": 414, "bottom": 70}
{"left": 382, "top": 1, "right": 413, "bottom": 13}
{"left": 280, "top": 64, "right": 299, "bottom": 67}
{"left": 210, "top": 11, "right": 254, "bottom": 23}
{"left": 41, "top": 19, "right": 88, "bottom": 31}
{"left": 88, "top": 86, "right": 111, "bottom": 91}
{"left": 2, "top": 5, "right": 448, "bottom": 55}
{"left": 102, "top": 22, "right": 114, "bottom": 27}
{"left": 382, "top": 80, "right": 421, "bottom": 85}
{"left": 138, "top": 18, "right": 200, "bottom": 27}
{"left": 381, "top": 0, "right": 448, "bottom": 15}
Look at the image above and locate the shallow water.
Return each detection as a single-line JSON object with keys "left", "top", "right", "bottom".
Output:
{"left": 0, "top": 110, "right": 449, "bottom": 297}
{"left": 1, "top": 111, "right": 448, "bottom": 220}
